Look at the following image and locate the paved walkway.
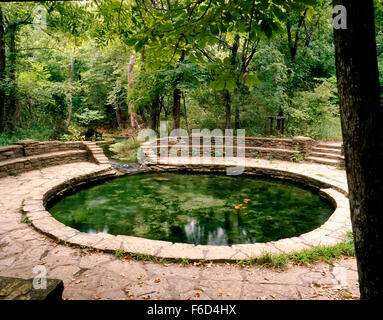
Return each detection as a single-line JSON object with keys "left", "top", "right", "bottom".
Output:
{"left": 0, "top": 160, "right": 359, "bottom": 300}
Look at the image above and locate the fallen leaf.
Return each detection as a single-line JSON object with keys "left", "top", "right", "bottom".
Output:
{"left": 270, "top": 294, "right": 276, "bottom": 298}
{"left": 93, "top": 295, "right": 101, "bottom": 300}
{"left": 154, "top": 279, "right": 161, "bottom": 283}
{"left": 264, "top": 277, "right": 269, "bottom": 281}
{"left": 226, "top": 292, "right": 232, "bottom": 296}
{"left": 142, "top": 295, "right": 150, "bottom": 300}
{"left": 0, "top": 292, "right": 7, "bottom": 297}
{"left": 195, "top": 292, "right": 200, "bottom": 298}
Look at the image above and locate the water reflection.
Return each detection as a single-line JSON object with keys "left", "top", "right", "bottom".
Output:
{"left": 50, "top": 173, "right": 333, "bottom": 245}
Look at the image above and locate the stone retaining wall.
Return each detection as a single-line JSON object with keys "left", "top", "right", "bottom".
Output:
{"left": 0, "top": 140, "right": 110, "bottom": 178}
{"left": 141, "top": 136, "right": 315, "bottom": 162}
{"left": 0, "top": 145, "right": 24, "bottom": 161}
{"left": 13, "top": 140, "right": 87, "bottom": 156}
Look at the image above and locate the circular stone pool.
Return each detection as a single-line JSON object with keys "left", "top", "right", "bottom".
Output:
{"left": 48, "top": 172, "right": 334, "bottom": 246}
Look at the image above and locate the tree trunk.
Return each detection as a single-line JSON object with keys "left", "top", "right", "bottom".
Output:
{"left": 182, "top": 92, "right": 189, "bottom": 132}
{"left": 287, "top": 10, "right": 307, "bottom": 61}
{"left": 225, "top": 90, "right": 231, "bottom": 129}
{"left": 8, "top": 26, "right": 17, "bottom": 127}
{"left": 172, "top": 50, "right": 185, "bottom": 130}
{"left": 234, "top": 106, "right": 239, "bottom": 130}
{"left": 0, "top": 5, "right": 5, "bottom": 132}
{"left": 333, "top": 0, "right": 383, "bottom": 299}
{"left": 114, "top": 104, "right": 124, "bottom": 133}
{"left": 127, "top": 53, "right": 139, "bottom": 132}
{"left": 150, "top": 96, "right": 161, "bottom": 132}
{"left": 65, "top": 48, "right": 74, "bottom": 131}
{"left": 173, "top": 87, "right": 181, "bottom": 130}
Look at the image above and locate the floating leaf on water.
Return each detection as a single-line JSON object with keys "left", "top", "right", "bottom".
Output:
{"left": 154, "top": 177, "right": 170, "bottom": 181}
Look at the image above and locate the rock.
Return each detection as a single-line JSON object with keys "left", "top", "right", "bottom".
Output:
{"left": 109, "top": 161, "right": 151, "bottom": 174}
{"left": 0, "top": 276, "right": 63, "bottom": 300}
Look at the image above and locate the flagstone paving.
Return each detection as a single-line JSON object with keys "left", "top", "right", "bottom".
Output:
{"left": 0, "top": 160, "right": 360, "bottom": 300}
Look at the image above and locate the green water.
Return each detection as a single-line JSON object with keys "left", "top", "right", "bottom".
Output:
{"left": 49, "top": 173, "right": 333, "bottom": 245}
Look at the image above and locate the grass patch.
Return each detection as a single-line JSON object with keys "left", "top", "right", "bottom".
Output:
{"left": 181, "top": 258, "right": 190, "bottom": 266}
{"left": 236, "top": 232, "right": 355, "bottom": 269}
{"left": 109, "top": 137, "right": 142, "bottom": 163}
{"left": 114, "top": 249, "right": 126, "bottom": 258}
{"left": 8, "top": 170, "right": 19, "bottom": 177}
{"left": 21, "top": 215, "right": 29, "bottom": 224}
{"left": 290, "top": 152, "right": 305, "bottom": 162}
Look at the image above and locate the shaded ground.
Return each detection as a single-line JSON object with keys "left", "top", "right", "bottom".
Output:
{"left": 0, "top": 161, "right": 359, "bottom": 300}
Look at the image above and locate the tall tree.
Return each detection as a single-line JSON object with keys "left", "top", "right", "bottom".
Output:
{"left": 127, "top": 52, "right": 139, "bottom": 132}
{"left": 172, "top": 49, "right": 185, "bottom": 129}
{"left": 0, "top": 4, "right": 5, "bottom": 132}
{"left": 333, "top": 0, "right": 383, "bottom": 299}
{"left": 64, "top": 47, "right": 75, "bottom": 131}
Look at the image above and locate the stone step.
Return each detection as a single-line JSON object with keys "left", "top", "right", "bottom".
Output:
{"left": 309, "top": 152, "right": 344, "bottom": 160}
{"left": 0, "top": 150, "right": 88, "bottom": 167}
{"left": 306, "top": 156, "right": 340, "bottom": 166}
{"left": 316, "top": 143, "right": 342, "bottom": 150}
{"left": 312, "top": 147, "right": 342, "bottom": 155}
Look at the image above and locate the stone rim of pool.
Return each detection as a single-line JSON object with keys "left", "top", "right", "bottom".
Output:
{"left": 23, "top": 164, "right": 351, "bottom": 261}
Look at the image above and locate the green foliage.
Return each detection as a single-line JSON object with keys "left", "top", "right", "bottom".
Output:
{"left": 0, "top": 124, "right": 58, "bottom": 146}
{"left": 59, "top": 125, "right": 84, "bottom": 142}
{"left": 114, "top": 249, "right": 127, "bottom": 258}
{"left": 286, "top": 77, "right": 342, "bottom": 140}
{"left": 21, "top": 215, "right": 29, "bottom": 224}
{"left": 8, "top": 170, "right": 19, "bottom": 177}
{"left": 75, "top": 108, "right": 104, "bottom": 126}
{"left": 290, "top": 152, "right": 304, "bottom": 162}
{"left": 0, "top": 0, "right": 364, "bottom": 142}
{"left": 181, "top": 258, "right": 190, "bottom": 267}
{"left": 108, "top": 138, "right": 141, "bottom": 163}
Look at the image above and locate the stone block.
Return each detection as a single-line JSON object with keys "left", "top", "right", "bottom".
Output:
{"left": 0, "top": 276, "right": 63, "bottom": 300}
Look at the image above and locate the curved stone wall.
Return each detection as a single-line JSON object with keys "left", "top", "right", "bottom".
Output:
{"left": 22, "top": 163, "right": 351, "bottom": 262}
